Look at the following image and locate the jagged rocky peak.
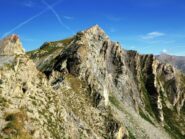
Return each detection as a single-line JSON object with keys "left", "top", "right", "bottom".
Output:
{"left": 0, "top": 34, "right": 25, "bottom": 55}
{"left": 83, "top": 24, "right": 104, "bottom": 34}
{"left": 78, "top": 25, "right": 109, "bottom": 41}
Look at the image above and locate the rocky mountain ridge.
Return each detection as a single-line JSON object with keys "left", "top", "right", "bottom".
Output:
{"left": 157, "top": 53, "right": 185, "bottom": 73}
{"left": 0, "top": 25, "right": 185, "bottom": 139}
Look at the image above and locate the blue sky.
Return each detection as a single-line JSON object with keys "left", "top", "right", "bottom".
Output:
{"left": 0, "top": 0, "right": 185, "bottom": 55}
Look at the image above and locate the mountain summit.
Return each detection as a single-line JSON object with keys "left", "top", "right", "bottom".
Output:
{"left": 82, "top": 24, "right": 108, "bottom": 37}
{"left": 0, "top": 26, "right": 185, "bottom": 139}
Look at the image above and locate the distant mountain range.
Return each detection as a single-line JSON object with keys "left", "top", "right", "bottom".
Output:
{"left": 157, "top": 53, "right": 185, "bottom": 73}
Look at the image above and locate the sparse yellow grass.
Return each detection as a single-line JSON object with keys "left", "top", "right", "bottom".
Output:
{"left": 2, "top": 110, "right": 33, "bottom": 139}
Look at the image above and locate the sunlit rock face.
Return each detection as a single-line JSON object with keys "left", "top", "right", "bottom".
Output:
{"left": 0, "top": 25, "right": 185, "bottom": 139}
{"left": 0, "top": 34, "right": 25, "bottom": 56}
{"left": 0, "top": 34, "right": 25, "bottom": 67}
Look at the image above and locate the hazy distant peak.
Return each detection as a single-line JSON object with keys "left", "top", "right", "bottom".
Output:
{"left": 157, "top": 53, "right": 185, "bottom": 72}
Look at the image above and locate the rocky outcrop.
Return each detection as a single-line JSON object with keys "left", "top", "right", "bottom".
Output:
{"left": 0, "top": 25, "right": 185, "bottom": 139}
{"left": 0, "top": 34, "right": 25, "bottom": 56}
{"left": 157, "top": 53, "right": 185, "bottom": 73}
{"left": 0, "top": 34, "right": 25, "bottom": 68}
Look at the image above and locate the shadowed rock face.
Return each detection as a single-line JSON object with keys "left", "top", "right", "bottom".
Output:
{"left": 0, "top": 25, "right": 185, "bottom": 139}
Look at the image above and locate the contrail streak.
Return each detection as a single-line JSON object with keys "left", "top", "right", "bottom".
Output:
{"left": 2, "top": 11, "right": 45, "bottom": 38}
{"left": 42, "top": 0, "right": 74, "bottom": 34}
{"left": 2, "top": 1, "right": 62, "bottom": 38}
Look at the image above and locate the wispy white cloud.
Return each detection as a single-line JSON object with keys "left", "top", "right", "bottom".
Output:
{"left": 162, "top": 49, "right": 168, "bottom": 53}
{"left": 42, "top": 0, "right": 74, "bottom": 34}
{"left": 63, "top": 16, "right": 74, "bottom": 20}
{"left": 141, "top": 32, "right": 165, "bottom": 40}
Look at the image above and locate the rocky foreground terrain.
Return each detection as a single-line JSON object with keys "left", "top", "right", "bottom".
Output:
{"left": 0, "top": 25, "right": 185, "bottom": 139}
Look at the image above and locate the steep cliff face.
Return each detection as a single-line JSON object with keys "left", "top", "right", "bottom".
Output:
{"left": 0, "top": 25, "right": 185, "bottom": 139}
{"left": 126, "top": 51, "right": 185, "bottom": 138}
